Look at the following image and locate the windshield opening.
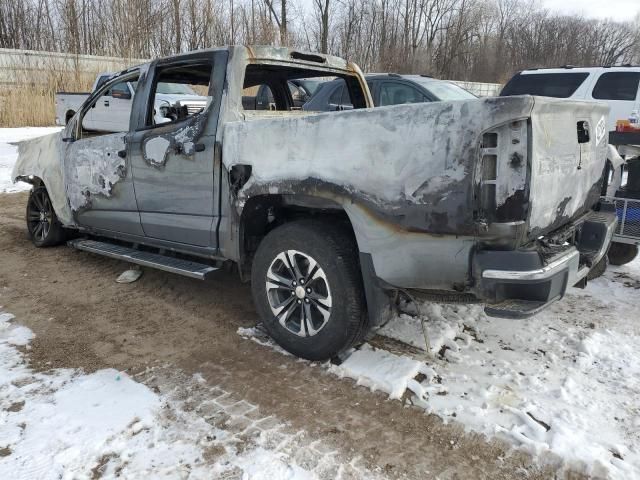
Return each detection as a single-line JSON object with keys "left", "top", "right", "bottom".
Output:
{"left": 415, "top": 80, "right": 476, "bottom": 100}
{"left": 155, "top": 82, "right": 198, "bottom": 95}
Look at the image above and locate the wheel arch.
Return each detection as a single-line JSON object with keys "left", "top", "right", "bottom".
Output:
{"left": 238, "top": 193, "right": 356, "bottom": 266}
{"left": 237, "top": 192, "right": 394, "bottom": 329}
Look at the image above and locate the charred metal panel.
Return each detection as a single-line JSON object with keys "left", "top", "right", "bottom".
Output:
{"left": 12, "top": 131, "right": 74, "bottom": 226}
{"left": 528, "top": 98, "right": 609, "bottom": 237}
{"left": 477, "top": 120, "right": 530, "bottom": 224}
{"left": 223, "top": 96, "right": 537, "bottom": 236}
{"left": 65, "top": 133, "right": 127, "bottom": 211}
{"left": 65, "top": 132, "right": 143, "bottom": 234}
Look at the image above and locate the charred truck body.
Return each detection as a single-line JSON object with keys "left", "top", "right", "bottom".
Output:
{"left": 13, "top": 46, "right": 616, "bottom": 360}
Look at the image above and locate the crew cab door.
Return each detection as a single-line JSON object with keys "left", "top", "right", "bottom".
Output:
{"left": 67, "top": 70, "right": 143, "bottom": 235}
{"left": 128, "top": 51, "right": 227, "bottom": 248}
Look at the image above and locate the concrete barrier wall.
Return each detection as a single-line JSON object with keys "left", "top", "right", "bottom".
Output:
{"left": 0, "top": 48, "right": 143, "bottom": 88}
{"left": 449, "top": 80, "right": 502, "bottom": 97}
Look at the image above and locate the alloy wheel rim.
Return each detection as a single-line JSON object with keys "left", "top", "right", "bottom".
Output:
{"left": 27, "top": 190, "right": 52, "bottom": 242}
{"left": 266, "top": 249, "right": 333, "bottom": 337}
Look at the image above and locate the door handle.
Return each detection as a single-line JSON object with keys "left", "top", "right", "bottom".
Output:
{"left": 117, "top": 150, "right": 127, "bottom": 158}
{"left": 172, "top": 142, "right": 205, "bottom": 155}
{"left": 104, "top": 100, "right": 109, "bottom": 107}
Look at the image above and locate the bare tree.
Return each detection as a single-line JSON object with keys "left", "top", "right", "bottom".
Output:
{"left": 1, "top": 0, "right": 638, "bottom": 83}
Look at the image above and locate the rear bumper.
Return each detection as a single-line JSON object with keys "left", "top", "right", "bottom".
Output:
{"left": 474, "top": 208, "right": 617, "bottom": 318}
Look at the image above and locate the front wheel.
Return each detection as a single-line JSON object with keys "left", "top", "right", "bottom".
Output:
{"left": 251, "top": 220, "right": 367, "bottom": 361}
{"left": 26, "top": 187, "right": 66, "bottom": 247}
{"left": 607, "top": 242, "right": 638, "bottom": 266}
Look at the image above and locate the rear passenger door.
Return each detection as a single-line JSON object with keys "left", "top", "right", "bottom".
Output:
{"left": 589, "top": 71, "right": 640, "bottom": 131}
{"left": 128, "top": 51, "right": 227, "bottom": 249}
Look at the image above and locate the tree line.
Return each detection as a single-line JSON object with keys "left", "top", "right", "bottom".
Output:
{"left": 1, "top": 0, "right": 639, "bottom": 82}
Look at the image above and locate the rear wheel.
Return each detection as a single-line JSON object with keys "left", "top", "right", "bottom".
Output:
{"left": 251, "top": 220, "right": 367, "bottom": 361}
{"left": 607, "top": 242, "right": 638, "bottom": 266}
{"left": 26, "top": 187, "right": 66, "bottom": 247}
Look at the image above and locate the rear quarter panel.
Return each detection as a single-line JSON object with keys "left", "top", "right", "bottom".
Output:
{"left": 222, "top": 96, "right": 537, "bottom": 289}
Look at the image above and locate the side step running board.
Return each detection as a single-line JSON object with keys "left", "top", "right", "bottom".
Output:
{"left": 68, "top": 239, "right": 219, "bottom": 280}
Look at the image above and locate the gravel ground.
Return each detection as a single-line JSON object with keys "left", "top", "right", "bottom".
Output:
{"left": 0, "top": 191, "right": 579, "bottom": 479}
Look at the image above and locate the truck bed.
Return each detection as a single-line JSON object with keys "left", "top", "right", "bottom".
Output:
{"left": 223, "top": 95, "right": 609, "bottom": 244}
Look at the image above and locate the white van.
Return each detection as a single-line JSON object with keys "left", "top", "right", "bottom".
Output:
{"left": 501, "top": 66, "right": 640, "bottom": 132}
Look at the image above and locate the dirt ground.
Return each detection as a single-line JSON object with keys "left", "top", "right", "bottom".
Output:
{"left": 0, "top": 192, "right": 576, "bottom": 479}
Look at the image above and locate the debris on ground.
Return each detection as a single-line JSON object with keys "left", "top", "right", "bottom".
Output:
{"left": 116, "top": 267, "right": 143, "bottom": 284}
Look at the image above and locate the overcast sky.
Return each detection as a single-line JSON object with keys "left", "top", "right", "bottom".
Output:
{"left": 542, "top": 0, "right": 640, "bottom": 22}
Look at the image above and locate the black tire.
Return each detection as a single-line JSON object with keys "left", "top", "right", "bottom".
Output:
{"left": 26, "top": 186, "right": 66, "bottom": 247}
{"left": 251, "top": 220, "right": 367, "bottom": 361}
{"left": 587, "top": 255, "right": 608, "bottom": 280}
{"left": 607, "top": 243, "right": 638, "bottom": 266}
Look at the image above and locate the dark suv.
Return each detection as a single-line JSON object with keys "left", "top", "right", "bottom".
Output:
{"left": 303, "top": 73, "right": 476, "bottom": 111}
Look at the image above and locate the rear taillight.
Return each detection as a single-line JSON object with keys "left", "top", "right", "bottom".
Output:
{"left": 478, "top": 120, "right": 529, "bottom": 223}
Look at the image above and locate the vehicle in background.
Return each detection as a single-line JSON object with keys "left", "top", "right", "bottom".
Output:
{"left": 500, "top": 66, "right": 640, "bottom": 132}
{"left": 303, "top": 73, "right": 476, "bottom": 111}
{"left": 55, "top": 73, "right": 111, "bottom": 126}
{"left": 603, "top": 131, "right": 640, "bottom": 266}
{"left": 55, "top": 72, "right": 208, "bottom": 132}
{"left": 501, "top": 67, "right": 640, "bottom": 267}
{"left": 16, "top": 46, "right": 616, "bottom": 361}
{"left": 242, "top": 79, "right": 323, "bottom": 110}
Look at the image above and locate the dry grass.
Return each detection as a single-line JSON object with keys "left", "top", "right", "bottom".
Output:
{"left": 0, "top": 70, "right": 98, "bottom": 127}
{"left": 0, "top": 52, "right": 138, "bottom": 128}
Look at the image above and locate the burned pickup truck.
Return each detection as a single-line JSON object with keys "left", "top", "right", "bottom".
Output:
{"left": 13, "top": 46, "right": 616, "bottom": 360}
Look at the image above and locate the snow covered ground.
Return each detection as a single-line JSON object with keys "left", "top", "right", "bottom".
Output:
{"left": 3, "top": 126, "right": 639, "bottom": 478}
{"left": 240, "top": 257, "right": 640, "bottom": 480}
{"left": 0, "top": 127, "right": 62, "bottom": 193}
{"left": 0, "top": 308, "right": 380, "bottom": 479}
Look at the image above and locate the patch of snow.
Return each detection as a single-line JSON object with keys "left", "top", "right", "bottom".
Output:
{"left": 237, "top": 326, "right": 293, "bottom": 356}
{"left": 239, "top": 256, "right": 640, "bottom": 479}
{"left": 329, "top": 344, "right": 434, "bottom": 400}
{"left": 0, "top": 309, "right": 377, "bottom": 479}
{"left": 0, "top": 127, "right": 62, "bottom": 193}
{"left": 231, "top": 448, "right": 316, "bottom": 480}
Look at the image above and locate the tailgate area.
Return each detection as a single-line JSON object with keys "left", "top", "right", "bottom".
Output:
{"left": 474, "top": 207, "right": 617, "bottom": 318}
{"left": 527, "top": 97, "right": 609, "bottom": 238}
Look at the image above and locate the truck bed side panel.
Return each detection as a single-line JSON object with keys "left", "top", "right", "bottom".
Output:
{"left": 223, "top": 96, "right": 536, "bottom": 236}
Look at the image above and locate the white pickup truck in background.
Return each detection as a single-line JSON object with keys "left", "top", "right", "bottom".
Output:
{"left": 55, "top": 72, "right": 208, "bottom": 132}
